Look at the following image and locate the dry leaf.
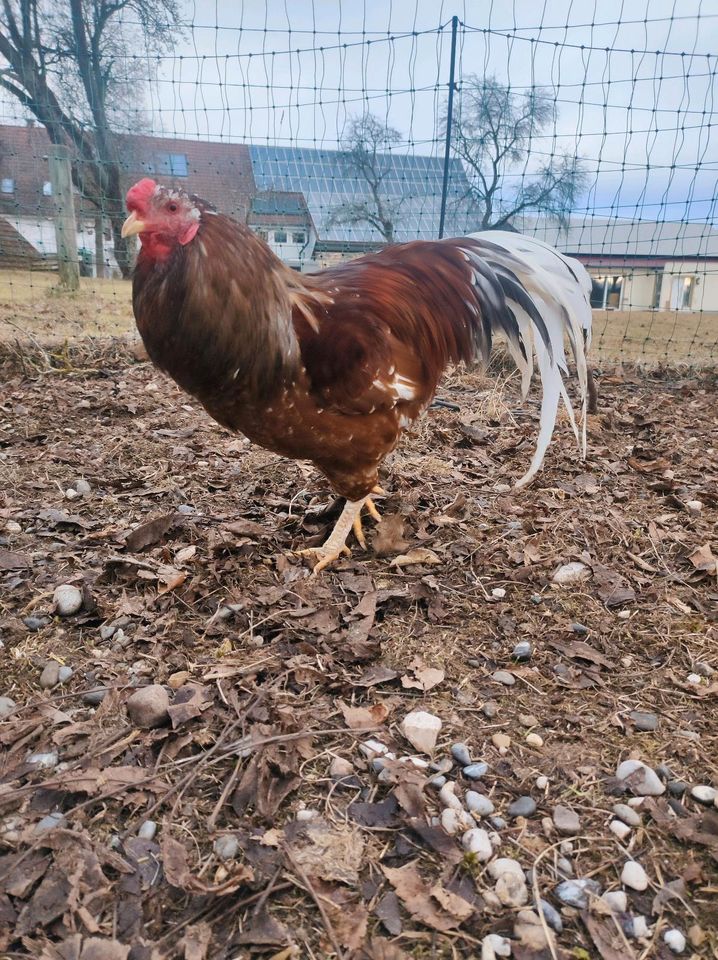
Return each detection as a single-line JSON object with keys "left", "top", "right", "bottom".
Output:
{"left": 175, "top": 544, "right": 197, "bottom": 564}
{"left": 390, "top": 548, "right": 440, "bottom": 568}
{"left": 125, "top": 513, "right": 179, "bottom": 551}
{"left": 337, "top": 699, "right": 389, "bottom": 730}
{"left": 372, "top": 514, "right": 410, "bottom": 556}
{"left": 401, "top": 657, "right": 445, "bottom": 691}
{"left": 689, "top": 543, "right": 716, "bottom": 574}
{"left": 381, "top": 861, "right": 463, "bottom": 932}
{"left": 284, "top": 818, "right": 364, "bottom": 885}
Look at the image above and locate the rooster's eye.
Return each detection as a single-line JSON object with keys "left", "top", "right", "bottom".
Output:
{"left": 167, "top": 202, "right": 178, "bottom": 213}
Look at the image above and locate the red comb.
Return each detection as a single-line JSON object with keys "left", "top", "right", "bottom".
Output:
{"left": 126, "top": 178, "right": 157, "bottom": 212}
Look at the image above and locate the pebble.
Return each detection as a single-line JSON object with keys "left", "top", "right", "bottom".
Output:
{"left": 686, "top": 673, "right": 702, "bottom": 685}
{"left": 27, "top": 751, "right": 58, "bottom": 768}
{"left": 609, "top": 819, "right": 632, "bottom": 840}
{"left": 602, "top": 890, "right": 627, "bottom": 913}
{"left": 53, "top": 584, "right": 83, "bottom": 617}
{"left": 491, "top": 587, "right": 506, "bottom": 599}
{"left": 489, "top": 815, "right": 507, "bottom": 831}
{"left": 441, "top": 807, "right": 473, "bottom": 835}
{"left": 57, "top": 666, "right": 73, "bottom": 684}
{"left": 329, "top": 757, "right": 355, "bottom": 779}
{"left": 495, "top": 872, "right": 528, "bottom": 908}
{"left": 39, "top": 661, "right": 60, "bottom": 689}
{"left": 430, "top": 757, "right": 453, "bottom": 775}
{"left": 519, "top": 713, "right": 539, "bottom": 727}
{"left": 74, "top": 478, "right": 91, "bottom": 495}
{"left": 213, "top": 835, "right": 239, "bottom": 860}
{"left": 530, "top": 594, "right": 543, "bottom": 604}
{"left": 0, "top": 696, "right": 16, "bottom": 717}
{"left": 630, "top": 916, "right": 650, "bottom": 938}
{"left": 359, "top": 739, "right": 390, "bottom": 759}
{"left": 429, "top": 775, "right": 447, "bottom": 789}
{"left": 557, "top": 857, "right": 573, "bottom": 877}
{"left": 492, "top": 733, "right": 511, "bottom": 751}
{"left": 137, "top": 820, "right": 157, "bottom": 840}
{"left": 526, "top": 733, "right": 543, "bottom": 748}
{"left": 65, "top": 488, "right": 79, "bottom": 500}
{"left": 508, "top": 796, "right": 536, "bottom": 819}
{"left": 694, "top": 661, "right": 715, "bottom": 677}
{"left": 615, "top": 759, "right": 665, "bottom": 796}
{"left": 535, "top": 775, "right": 548, "bottom": 790}
{"left": 462, "top": 827, "right": 493, "bottom": 860}
{"left": 5, "top": 520, "right": 22, "bottom": 533}
{"left": 552, "top": 561, "right": 590, "bottom": 585}
{"left": 664, "top": 929, "right": 686, "bottom": 954}
{"left": 690, "top": 785, "right": 717, "bottom": 805}
{"left": 629, "top": 710, "right": 658, "bottom": 731}
{"left": 83, "top": 687, "right": 108, "bottom": 706}
{"left": 463, "top": 762, "right": 489, "bottom": 780}
{"left": 539, "top": 899, "right": 563, "bottom": 933}
{"left": 621, "top": 860, "right": 649, "bottom": 891}
{"left": 466, "top": 791, "right": 494, "bottom": 816}
{"left": 571, "top": 622, "right": 589, "bottom": 635}
{"left": 34, "top": 811, "right": 67, "bottom": 833}
{"left": 126, "top": 685, "right": 170, "bottom": 728}
{"left": 512, "top": 640, "right": 532, "bottom": 661}
{"left": 451, "top": 742, "right": 472, "bottom": 766}
{"left": 553, "top": 805, "right": 580, "bottom": 835}
{"left": 555, "top": 878, "right": 601, "bottom": 909}
{"left": 668, "top": 780, "right": 687, "bottom": 797}
{"left": 487, "top": 857, "right": 525, "bottom": 881}
{"left": 400, "top": 710, "right": 442, "bottom": 754}
{"left": 482, "top": 933, "right": 512, "bottom": 957}
{"left": 372, "top": 757, "right": 386, "bottom": 773}
{"left": 24, "top": 616, "right": 49, "bottom": 631}
{"left": 612, "top": 803, "right": 641, "bottom": 826}
{"left": 482, "top": 700, "right": 499, "bottom": 719}
{"left": 492, "top": 670, "right": 515, "bottom": 686}
{"left": 100, "top": 623, "right": 117, "bottom": 641}
{"left": 296, "top": 808, "right": 319, "bottom": 821}
{"left": 439, "top": 782, "right": 463, "bottom": 811}
{"left": 685, "top": 500, "right": 703, "bottom": 514}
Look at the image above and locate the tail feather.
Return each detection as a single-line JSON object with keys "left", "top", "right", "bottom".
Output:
{"left": 461, "top": 230, "right": 593, "bottom": 486}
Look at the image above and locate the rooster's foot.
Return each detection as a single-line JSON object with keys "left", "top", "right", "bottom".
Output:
{"left": 296, "top": 544, "right": 351, "bottom": 575}
{"left": 297, "top": 495, "right": 380, "bottom": 574}
{"left": 352, "top": 496, "right": 382, "bottom": 549}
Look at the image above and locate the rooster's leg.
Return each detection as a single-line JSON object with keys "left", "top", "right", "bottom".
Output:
{"left": 352, "top": 496, "right": 382, "bottom": 549}
{"left": 298, "top": 497, "right": 368, "bottom": 574}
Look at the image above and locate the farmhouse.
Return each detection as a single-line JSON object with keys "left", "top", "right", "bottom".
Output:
{"left": 0, "top": 122, "right": 716, "bottom": 314}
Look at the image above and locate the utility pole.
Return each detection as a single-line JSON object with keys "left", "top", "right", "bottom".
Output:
{"left": 438, "top": 15, "right": 459, "bottom": 240}
{"left": 48, "top": 145, "right": 80, "bottom": 291}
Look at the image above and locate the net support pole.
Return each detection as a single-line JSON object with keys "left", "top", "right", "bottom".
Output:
{"left": 48, "top": 144, "right": 80, "bottom": 291}
{"left": 438, "top": 15, "right": 459, "bottom": 240}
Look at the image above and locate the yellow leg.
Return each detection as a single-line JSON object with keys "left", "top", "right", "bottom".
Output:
{"left": 297, "top": 494, "right": 383, "bottom": 574}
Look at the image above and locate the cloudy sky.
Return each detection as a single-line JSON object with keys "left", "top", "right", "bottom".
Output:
{"left": 2, "top": 0, "right": 715, "bottom": 224}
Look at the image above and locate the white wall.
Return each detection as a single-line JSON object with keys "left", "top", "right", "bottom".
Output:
{"left": 9, "top": 215, "right": 119, "bottom": 276}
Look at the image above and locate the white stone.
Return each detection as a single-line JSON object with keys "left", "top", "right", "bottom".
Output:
{"left": 602, "top": 890, "right": 627, "bottom": 913}
{"left": 5, "top": 520, "right": 21, "bottom": 533}
{"left": 462, "top": 827, "right": 493, "bottom": 861}
{"left": 690, "top": 785, "right": 717, "bottom": 805}
{"left": 615, "top": 759, "right": 665, "bottom": 796}
{"left": 495, "top": 871, "right": 528, "bottom": 907}
{"left": 466, "top": 791, "right": 494, "bottom": 816}
{"left": 491, "top": 587, "right": 506, "bottom": 599}
{"left": 482, "top": 933, "right": 512, "bottom": 958}
{"left": 359, "top": 739, "right": 390, "bottom": 758}
{"left": 612, "top": 803, "right": 641, "bottom": 826}
{"left": 631, "top": 916, "right": 650, "bottom": 938}
{"left": 53, "top": 584, "right": 83, "bottom": 617}
{"left": 609, "top": 819, "right": 632, "bottom": 840}
{"left": 441, "top": 807, "right": 473, "bottom": 835}
{"left": 687, "top": 673, "right": 702, "bottom": 684}
{"left": 536, "top": 775, "right": 548, "bottom": 789}
{"left": 400, "top": 710, "right": 442, "bottom": 754}
{"left": 488, "top": 857, "right": 525, "bottom": 881}
{"left": 74, "top": 478, "right": 92, "bottom": 495}
{"left": 685, "top": 500, "right": 703, "bottom": 514}
{"left": 526, "top": 733, "right": 543, "bottom": 747}
{"left": 552, "top": 561, "right": 590, "bottom": 585}
{"left": 137, "top": 820, "right": 157, "bottom": 840}
{"left": 439, "top": 781, "right": 463, "bottom": 810}
{"left": 621, "top": 860, "right": 649, "bottom": 891}
{"left": 663, "top": 929, "right": 686, "bottom": 953}
{"left": 296, "top": 808, "right": 319, "bottom": 821}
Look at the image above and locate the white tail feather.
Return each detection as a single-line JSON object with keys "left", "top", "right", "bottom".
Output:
{"left": 463, "top": 230, "right": 593, "bottom": 486}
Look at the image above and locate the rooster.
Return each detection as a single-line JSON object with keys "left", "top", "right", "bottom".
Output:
{"left": 122, "top": 177, "right": 592, "bottom": 572}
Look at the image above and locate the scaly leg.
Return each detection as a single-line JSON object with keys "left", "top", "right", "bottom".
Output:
{"left": 352, "top": 495, "right": 382, "bottom": 549}
{"left": 299, "top": 493, "right": 384, "bottom": 574}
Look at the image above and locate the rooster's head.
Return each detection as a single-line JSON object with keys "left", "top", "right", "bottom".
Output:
{"left": 122, "top": 179, "right": 202, "bottom": 258}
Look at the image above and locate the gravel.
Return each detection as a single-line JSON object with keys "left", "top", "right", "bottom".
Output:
{"left": 629, "top": 710, "right": 659, "bottom": 731}
{"left": 609, "top": 819, "right": 632, "bottom": 840}
{"left": 463, "top": 762, "right": 489, "bottom": 780}
{"left": 526, "top": 733, "right": 544, "bottom": 747}
{"left": 508, "top": 796, "right": 537, "bottom": 818}
{"left": 539, "top": 898, "right": 563, "bottom": 933}
{"left": 83, "top": 687, "right": 108, "bottom": 705}
{"left": 621, "top": 860, "right": 649, "bottom": 891}
{"left": 664, "top": 929, "right": 686, "bottom": 953}
{"left": 400, "top": 710, "right": 442, "bottom": 754}
{"left": 512, "top": 640, "right": 532, "bottom": 661}
{"left": 492, "top": 670, "right": 516, "bottom": 686}
{"left": 462, "top": 827, "right": 493, "bottom": 860}
{"left": 615, "top": 759, "right": 665, "bottom": 796}
{"left": 602, "top": 890, "right": 627, "bottom": 913}
{"left": 451, "top": 742, "right": 472, "bottom": 766}
{"left": 668, "top": 780, "right": 688, "bottom": 796}
{"left": 554, "top": 878, "right": 601, "bottom": 909}
{"left": 57, "top": 665, "right": 73, "bottom": 684}
{"left": 126, "top": 685, "right": 170, "bottom": 728}
{"left": 552, "top": 561, "right": 590, "bottom": 584}
{"left": 27, "top": 751, "right": 59, "bottom": 768}
{"left": 690, "top": 785, "right": 717, "bottom": 805}
{"left": 213, "top": 835, "right": 240, "bottom": 860}
{"left": 0, "top": 696, "right": 17, "bottom": 718}
{"left": 466, "top": 791, "right": 494, "bottom": 816}
{"left": 495, "top": 871, "right": 528, "bottom": 908}
{"left": 138, "top": 820, "right": 157, "bottom": 840}
{"left": 612, "top": 803, "right": 641, "bottom": 826}
{"left": 34, "top": 811, "right": 67, "bottom": 833}
{"left": 53, "top": 583, "right": 83, "bottom": 616}
{"left": 39, "top": 661, "right": 60, "bottom": 689}
{"left": 491, "top": 733, "right": 511, "bottom": 750}
{"left": 553, "top": 805, "right": 580, "bottom": 834}
{"left": 487, "top": 858, "right": 525, "bottom": 881}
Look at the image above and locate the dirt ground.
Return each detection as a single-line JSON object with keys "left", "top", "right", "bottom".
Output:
{"left": 1, "top": 333, "right": 717, "bottom": 959}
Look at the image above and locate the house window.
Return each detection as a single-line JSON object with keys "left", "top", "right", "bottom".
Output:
{"left": 43, "top": 181, "right": 53, "bottom": 196}
{"left": 256, "top": 228, "right": 268, "bottom": 241}
{"left": 1, "top": 178, "right": 14, "bottom": 194}
{"left": 147, "top": 153, "right": 189, "bottom": 177}
{"left": 274, "top": 230, "right": 287, "bottom": 243}
{"left": 292, "top": 231, "right": 305, "bottom": 244}
{"left": 670, "top": 276, "right": 694, "bottom": 310}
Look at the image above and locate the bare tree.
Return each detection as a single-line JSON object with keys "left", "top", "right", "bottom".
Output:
{"left": 0, "top": 0, "right": 180, "bottom": 277}
{"left": 327, "top": 114, "right": 406, "bottom": 244}
{"left": 445, "top": 76, "right": 587, "bottom": 230}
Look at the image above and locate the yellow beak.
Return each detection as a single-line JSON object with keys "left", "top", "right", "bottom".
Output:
{"left": 121, "top": 210, "right": 146, "bottom": 238}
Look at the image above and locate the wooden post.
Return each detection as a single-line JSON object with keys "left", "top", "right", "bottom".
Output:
{"left": 94, "top": 213, "right": 105, "bottom": 279}
{"left": 48, "top": 145, "right": 80, "bottom": 291}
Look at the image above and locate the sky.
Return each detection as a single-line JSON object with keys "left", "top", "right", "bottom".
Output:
{"left": 1, "top": 0, "right": 716, "bottom": 224}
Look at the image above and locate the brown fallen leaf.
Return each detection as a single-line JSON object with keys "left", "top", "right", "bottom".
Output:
{"left": 590, "top": 562, "right": 636, "bottom": 606}
{"left": 337, "top": 699, "right": 390, "bottom": 730}
{"left": 348, "top": 795, "right": 401, "bottom": 828}
{"left": 125, "top": 513, "right": 180, "bottom": 551}
{"left": 390, "top": 547, "right": 440, "bottom": 568}
{"left": 582, "top": 910, "right": 636, "bottom": 960}
{"left": 375, "top": 891, "right": 402, "bottom": 935}
{"left": 161, "top": 836, "right": 252, "bottom": 894}
{"left": 429, "top": 884, "right": 474, "bottom": 922}
{"left": 284, "top": 818, "right": 365, "bottom": 885}
{"left": 689, "top": 543, "right": 717, "bottom": 574}
{"left": 235, "top": 907, "right": 290, "bottom": 947}
{"left": 381, "top": 861, "right": 463, "bottom": 932}
{"left": 372, "top": 514, "right": 410, "bottom": 557}
{"left": 551, "top": 640, "right": 615, "bottom": 669}
{"left": 401, "top": 656, "right": 445, "bottom": 692}
{"left": 0, "top": 548, "right": 30, "bottom": 570}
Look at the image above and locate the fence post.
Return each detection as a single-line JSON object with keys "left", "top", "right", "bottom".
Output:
{"left": 48, "top": 144, "right": 80, "bottom": 291}
{"left": 438, "top": 15, "right": 459, "bottom": 240}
